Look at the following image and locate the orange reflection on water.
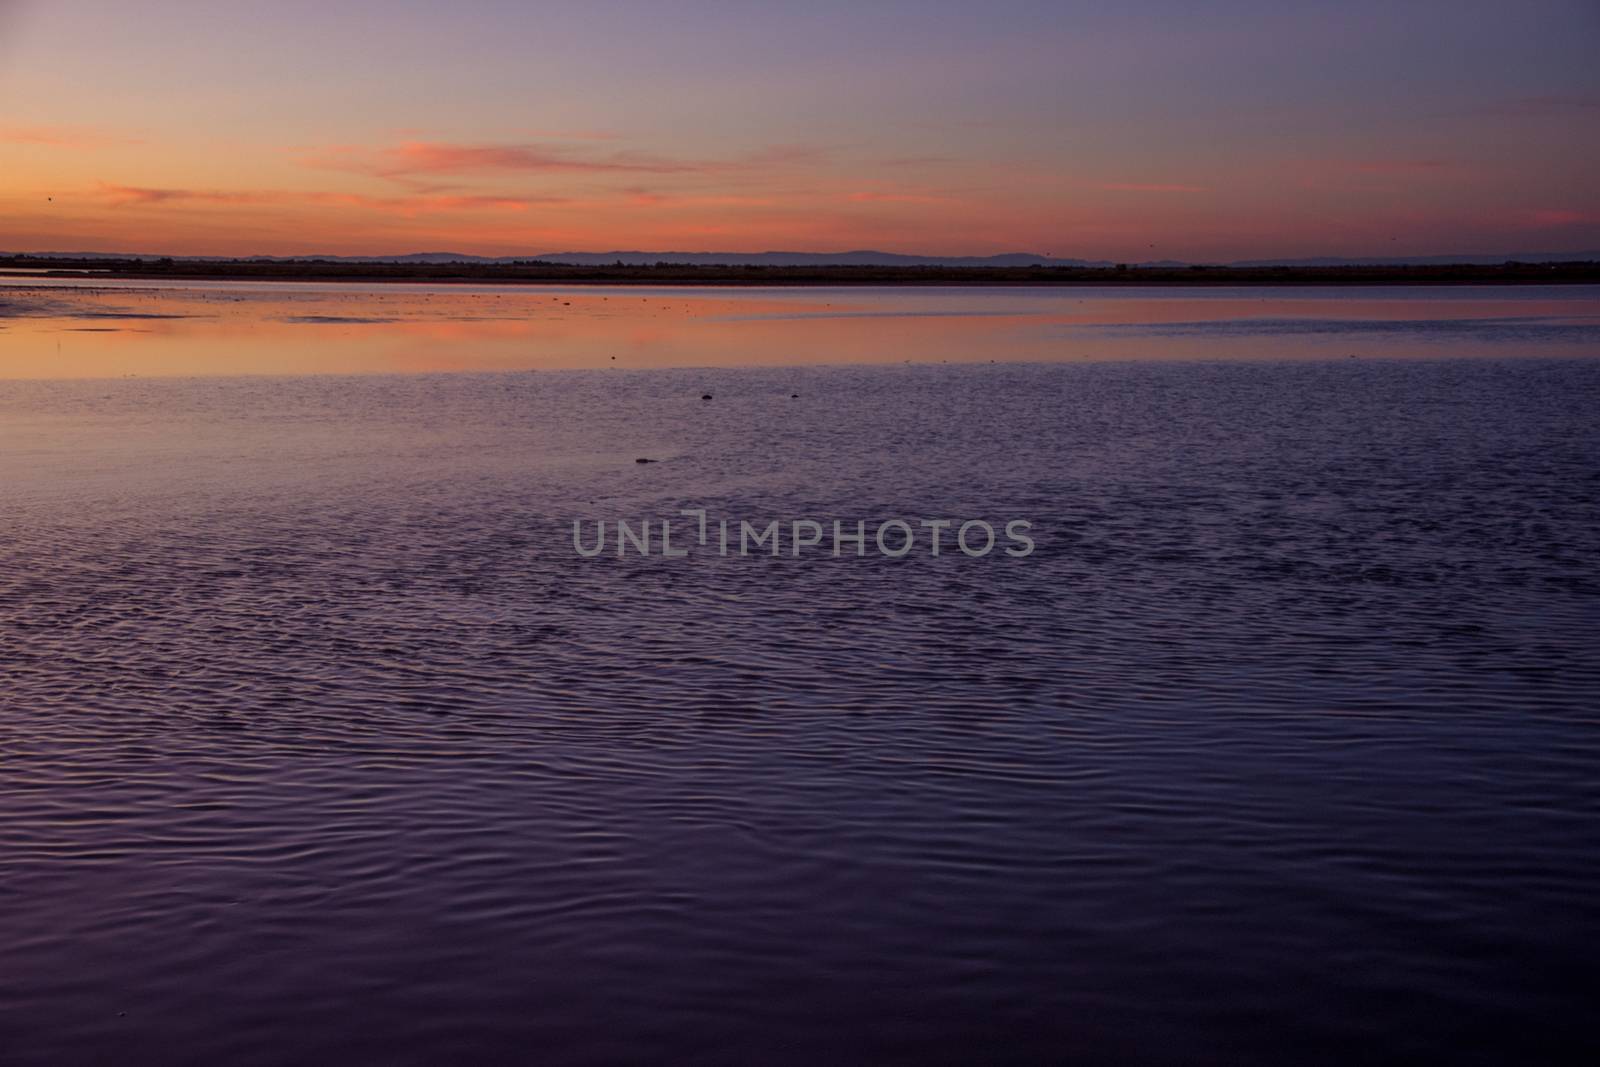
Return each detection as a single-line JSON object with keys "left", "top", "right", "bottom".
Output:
{"left": 2, "top": 280, "right": 1597, "bottom": 379}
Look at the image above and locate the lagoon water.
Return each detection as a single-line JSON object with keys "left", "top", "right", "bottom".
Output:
{"left": 2, "top": 282, "right": 1599, "bottom": 1064}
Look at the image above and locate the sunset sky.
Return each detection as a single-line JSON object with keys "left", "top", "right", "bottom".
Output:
{"left": 2, "top": 0, "right": 1597, "bottom": 260}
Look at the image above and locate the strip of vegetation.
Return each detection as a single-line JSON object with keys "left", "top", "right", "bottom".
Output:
{"left": 4, "top": 255, "right": 1598, "bottom": 286}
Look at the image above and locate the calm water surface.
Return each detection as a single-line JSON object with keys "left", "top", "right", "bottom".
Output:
{"left": 4, "top": 278, "right": 1600, "bottom": 375}
{"left": 2, "top": 283, "right": 1598, "bottom": 1064}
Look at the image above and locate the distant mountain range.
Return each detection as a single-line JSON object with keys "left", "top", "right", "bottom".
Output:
{"left": 7, "top": 248, "right": 1599, "bottom": 268}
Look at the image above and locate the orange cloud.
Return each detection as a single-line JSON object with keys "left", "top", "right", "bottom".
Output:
{"left": 98, "top": 183, "right": 278, "bottom": 205}
{"left": 94, "top": 183, "right": 558, "bottom": 216}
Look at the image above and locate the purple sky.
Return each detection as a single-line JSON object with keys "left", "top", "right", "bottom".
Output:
{"left": 2, "top": 0, "right": 1597, "bottom": 257}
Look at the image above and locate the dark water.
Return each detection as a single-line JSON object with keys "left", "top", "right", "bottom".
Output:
{"left": 3, "top": 293, "right": 1600, "bottom": 1063}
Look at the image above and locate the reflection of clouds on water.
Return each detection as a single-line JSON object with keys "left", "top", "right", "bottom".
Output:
{"left": 708, "top": 309, "right": 1034, "bottom": 323}
{"left": 277, "top": 314, "right": 529, "bottom": 325}
{"left": 279, "top": 315, "right": 401, "bottom": 325}
{"left": 4, "top": 280, "right": 1600, "bottom": 377}
{"left": 60, "top": 309, "right": 193, "bottom": 319}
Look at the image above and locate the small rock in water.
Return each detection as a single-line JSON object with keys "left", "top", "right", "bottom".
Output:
{"left": 790, "top": 393, "right": 800, "bottom": 398}
{"left": 701, "top": 393, "right": 713, "bottom": 400}
{"left": 635, "top": 457, "right": 657, "bottom": 464}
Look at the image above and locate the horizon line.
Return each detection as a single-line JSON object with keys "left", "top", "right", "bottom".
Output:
{"left": 8, "top": 247, "right": 1600, "bottom": 266}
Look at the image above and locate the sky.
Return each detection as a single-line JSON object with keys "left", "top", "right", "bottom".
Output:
{"left": 1, "top": 0, "right": 1597, "bottom": 260}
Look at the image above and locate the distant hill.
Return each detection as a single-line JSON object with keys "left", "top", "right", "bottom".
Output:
{"left": 7, "top": 248, "right": 1600, "bottom": 268}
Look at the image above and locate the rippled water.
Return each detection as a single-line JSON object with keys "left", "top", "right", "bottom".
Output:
{"left": 2, "top": 284, "right": 1599, "bottom": 1065}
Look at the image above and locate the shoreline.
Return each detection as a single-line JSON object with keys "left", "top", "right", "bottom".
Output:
{"left": 4, "top": 258, "right": 1599, "bottom": 288}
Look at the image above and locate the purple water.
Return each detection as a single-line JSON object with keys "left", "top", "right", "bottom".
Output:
{"left": 2, "top": 283, "right": 1599, "bottom": 1064}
